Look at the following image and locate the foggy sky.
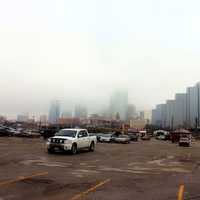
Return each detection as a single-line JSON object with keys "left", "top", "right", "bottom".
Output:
{"left": 1, "top": 0, "right": 200, "bottom": 119}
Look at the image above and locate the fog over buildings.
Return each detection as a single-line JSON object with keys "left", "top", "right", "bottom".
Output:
{"left": 152, "top": 82, "right": 200, "bottom": 129}
{"left": 1, "top": 1, "right": 200, "bottom": 119}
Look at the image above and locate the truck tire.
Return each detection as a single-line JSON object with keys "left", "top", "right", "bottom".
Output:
{"left": 71, "top": 143, "right": 77, "bottom": 155}
{"left": 48, "top": 148, "right": 54, "bottom": 154}
{"left": 89, "top": 142, "right": 95, "bottom": 152}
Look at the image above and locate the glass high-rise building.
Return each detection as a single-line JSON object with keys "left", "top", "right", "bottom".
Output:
{"left": 48, "top": 100, "right": 60, "bottom": 124}
{"left": 109, "top": 90, "right": 128, "bottom": 121}
{"left": 152, "top": 82, "right": 200, "bottom": 129}
{"left": 74, "top": 105, "right": 87, "bottom": 118}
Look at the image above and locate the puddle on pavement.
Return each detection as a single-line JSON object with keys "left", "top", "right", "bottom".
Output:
{"left": 128, "top": 162, "right": 142, "bottom": 166}
{"left": 99, "top": 166, "right": 160, "bottom": 175}
{"left": 80, "top": 163, "right": 87, "bottom": 166}
{"left": 71, "top": 169, "right": 99, "bottom": 178}
{"left": 20, "top": 157, "right": 71, "bottom": 168}
{"left": 127, "top": 156, "right": 193, "bottom": 174}
{"left": 161, "top": 168, "right": 191, "bottom": 173}
{"left": 148, "top": 159, "right": 166, "bottom": 166}
{"left": 73, "top": 169, "right": 99, "bottom": 174}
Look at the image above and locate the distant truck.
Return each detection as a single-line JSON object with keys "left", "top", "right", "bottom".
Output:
{"left": 171, "top": 129, "right": 191, "bottom": 146}
{"left": 46, "top": 129, "right": 97, "bottom": 155}
{"left": 179, "top": 133, "right": 192, "bottom": 147}
{"left": 140, "top": 130, "right": 151, "bottom": 140}
{"left": 154, "top": 130, "right": 170, "bottom": 140}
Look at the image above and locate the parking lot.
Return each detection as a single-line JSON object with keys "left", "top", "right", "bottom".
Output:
{"left": 1, "top": 138, "right": 200, "bottom": 200}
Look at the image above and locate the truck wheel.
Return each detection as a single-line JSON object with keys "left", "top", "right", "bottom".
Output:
{"left": 89, "top": 142, "right": 95, "bottom": 152}
{"left": 48, "top": 148, "right": 54, "bottom": 154}
{"left": 71, "top": 144, "right": 77, "bottom": 155}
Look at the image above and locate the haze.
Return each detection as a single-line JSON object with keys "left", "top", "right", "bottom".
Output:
{"left": 0, "top": 0, "right": 200, "bottom": 118}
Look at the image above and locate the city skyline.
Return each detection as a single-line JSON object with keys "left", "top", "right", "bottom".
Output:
{"left": 2, "top": 80, "right": 200, "bottom": 123}
{"left": 152, "top": 81, "right": 200, "bottom": 129}
{"left": 1, "top": 88, "right": 138, "bottom": 120}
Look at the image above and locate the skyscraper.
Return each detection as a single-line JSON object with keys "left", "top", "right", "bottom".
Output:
{"left": 39, "top": 115, "right": 48, "bottom": 125}
{"left": 186, "top": 83, "right": 200, "bottom": 128}
{"left": 61, "top": 110, "right": 72, "bottom": 118}
{"left": 74, "top": 105, "right": 87, "bottom": 118}
{"left": 17, "top": 113, "right": 29, "bottom": 122}
{"left": 140, "top": 110, "right": 152, "bottom": 124}
{"left": 174, "top": 93, "right": 187, "bottom": 128}
{"left": 166, "top": 100, "right": 175, "bottom": 129}
{"left": 127, "top": 104, "right": 136, "bottom": 121}
{"left": 48, "top": 100, "right": 60, "bottom": 124}
{"left": 109, "top": 90, "right": 128, "bottom": 121}
{"left": 151, "top": 104, "right": 163, "bottom": 127}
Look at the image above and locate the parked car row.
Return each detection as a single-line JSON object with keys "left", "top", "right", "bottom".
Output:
{"left": 97, "top": 133, "right": 130, "bottom": 143}
{"left": 153, "top": 129, "right": 192, "bottom": 147}
{"left": 0, "top": 126, "right": 40, "bottom": 138}
{"left": 96, "top": 131, "right": 151, "bottom": 144}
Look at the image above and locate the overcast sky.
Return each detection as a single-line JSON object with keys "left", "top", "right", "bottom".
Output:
{"left": 0, "top": 0, "right": 200, "bottom": 118}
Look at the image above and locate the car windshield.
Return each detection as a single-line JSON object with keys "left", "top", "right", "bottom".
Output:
{"left": 128, "top": 133, "right": 137, "bottom": 135}
{"left": 103, "top": 134, "right": 112, "bottom": 137}
{"left": 55, "top": 130, "right": 77, "bottom": 137}
{"left": 119, "top": 135, "right": 128, "bottom": 138}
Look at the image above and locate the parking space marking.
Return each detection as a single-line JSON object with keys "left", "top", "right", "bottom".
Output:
{"left": 0, "top": 172, "right": 48, "bottom": 187}
{"left": 69, "top": 179, "right": 111, "bottom": 200}
{"left": 177, "top": 184, "right": 185, "bottom": 200}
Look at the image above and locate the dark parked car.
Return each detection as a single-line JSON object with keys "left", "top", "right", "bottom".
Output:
{"left": 127, "top": 132, "right": 139, "bottom": 141}
{"left": 0, "top": 126, "right": 13, "bottom": 137}
{"left": 140, "top": 131, "right": 151, "bottom": 140}
{"left": 40, "top": 126, "right": 60, "bottom": 139}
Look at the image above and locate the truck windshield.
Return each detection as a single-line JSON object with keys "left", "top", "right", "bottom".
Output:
{"left": 55, "top": 130, "right": 77, "bottom": 137}
{"left": 180, "top": 134, "right": 188, "bottom": 138}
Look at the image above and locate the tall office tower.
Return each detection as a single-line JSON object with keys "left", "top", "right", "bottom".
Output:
{"left": 174, "top": 93, "right": 187, "bottom": 128}
{"left": 17, "top": 113, "right": 29, "bottom": 122}
{"left": 61, "top": 110, "right": 72, "bottom": 118}
{"left": 109, "top": 90, "right": 128, "bottom": 121}
{"left": 151, "top": 104, "right": 165, "bottom": 127}
{"left": 39, "top": 115, "right": 48, "bottom": 125}
{"left": 74, "top": 105, "right": 88, "bottom": 118}
{"left": 127, "top": 104, "right": 136, "bottom": 121}
{"left": 196, "top": 82, "right": 200, "bottom": 128}
{"left": 165, "top": 100, "right": 175, "bottom": 129}
{"left": 186, "top": 83, "right": 200, "bottom": 128}
{"left": 151, "top": 109, "right": 157, "bottom": 125}
{"left": 48, "top": 100, "right": 60, "bottom": 124}
{"left": 140, "top": 110, "right": 152, "bottom": 124}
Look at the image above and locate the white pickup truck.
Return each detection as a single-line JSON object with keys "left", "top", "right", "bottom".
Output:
{"left": 46, "top": 129, "right": 97, "bottom": 155}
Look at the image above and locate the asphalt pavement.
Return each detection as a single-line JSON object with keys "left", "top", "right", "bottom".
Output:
{"left": 0, "top": 137, "right": 200, "bottom": 200}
